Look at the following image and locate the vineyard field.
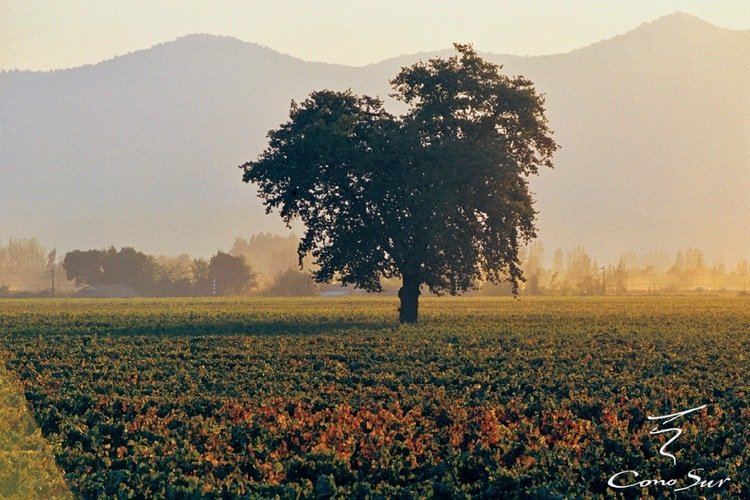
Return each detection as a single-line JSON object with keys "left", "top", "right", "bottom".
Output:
{"left": 1, "top": 296, "right": 748, "bottom": 498}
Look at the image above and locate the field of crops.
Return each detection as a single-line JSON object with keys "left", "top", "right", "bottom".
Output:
{"left": 1, "top": 296, "right": 748, "bottom": 498}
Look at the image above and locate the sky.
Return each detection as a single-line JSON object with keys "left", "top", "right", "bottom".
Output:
{"left": 2, "top": 0, "right": 749, "bottom": 71}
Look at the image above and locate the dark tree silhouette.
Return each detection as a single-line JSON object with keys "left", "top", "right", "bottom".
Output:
{"left": 63, "top": 247, "right": 158, "bottom": 293}
{"left": 208, "top": 252, "right": 256, "bottom": 296}
{"left": 240, "top": 44, "right": 557, "bottom": 323}
{"left": 62, "top": 249, "right": 105, "bottom": 286}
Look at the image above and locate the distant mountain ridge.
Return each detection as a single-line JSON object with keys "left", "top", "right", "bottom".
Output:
{"left": 1, "top": 13, "right": 748, "bottom": 264}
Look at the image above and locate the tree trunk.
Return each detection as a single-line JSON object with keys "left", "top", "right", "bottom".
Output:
{"left": 398, "top": 273, "right": 420, "bottom": 324}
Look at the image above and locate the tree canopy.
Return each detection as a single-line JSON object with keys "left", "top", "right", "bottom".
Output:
{"left": 63, "top": 247, "right": 158, "bottom": 293}
{"left": 240, "top": 44, "right": 558, "bottom": 322}
{"left": 208, "top": 252, "right": 257, "bottom": 296}
{"left": 62, "top": 247, "right": 256, "bottom": 297}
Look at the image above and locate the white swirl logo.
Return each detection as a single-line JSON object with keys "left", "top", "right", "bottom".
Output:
{"left": 647, "top": 403, "right": 707, "bottom": 465}
{"left": 606, "top": 404, "right": 732, "bottom": 493}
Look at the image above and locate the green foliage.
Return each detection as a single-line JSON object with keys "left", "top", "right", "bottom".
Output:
{"left": 63, "top": 247, "right": 158, "bottom": 293}
{"left": 265, "top": 269, "right": 320, "bottom": 296}
{"left": 208, "top": 252, "right": 256, "bottom": 296}
{"left": 61, "top": 248, "right": 257, "bottom": 297}
{"left": 0, "top": 297, "right": 748, "bottom": 497}
{"left": 241, "top": 44, "right": 558, "bottom": 321}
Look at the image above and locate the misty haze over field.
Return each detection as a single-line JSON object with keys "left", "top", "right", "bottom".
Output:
{"left": 1, "top": 13, "right": 748, "bottom": 265}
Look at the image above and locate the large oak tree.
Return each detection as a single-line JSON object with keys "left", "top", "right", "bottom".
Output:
{"left": 240, "top": 44, "right": 557, "bottom": 323}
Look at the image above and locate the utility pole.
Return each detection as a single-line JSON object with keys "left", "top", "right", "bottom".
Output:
{"left": 601, "top": 266, "right": 606, "bottom": 295}
{"left": 47, "top": 249, "right": 56, "bottom": 297}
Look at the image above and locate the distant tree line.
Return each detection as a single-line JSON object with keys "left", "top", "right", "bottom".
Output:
{"left": 3, "top": 235, "right": 748, "bottom": 298}
{"left": 0, "top": 238, "right": 58, "bottom": 295}
{"left": 487, "top": 242, "right": 750, "bottom": 296}
{"left": 62, "top": 247, "right": 257, "bottom": 297}
{"left": 0, "top": 233, "right": 325, "bottom": 298}
{"left": 58, "top": 233, "right": 325, "bottom": 297}
{"left": 0, "top": 238, "right": 47, "bottom": 274}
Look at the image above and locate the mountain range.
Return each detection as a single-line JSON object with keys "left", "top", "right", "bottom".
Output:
{"left": 1, "top": 12, "right": 748, "bottom": 265}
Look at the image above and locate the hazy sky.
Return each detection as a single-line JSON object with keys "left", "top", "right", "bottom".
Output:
{"left": 2, "top": 1, "right": 749, "bottom": 70}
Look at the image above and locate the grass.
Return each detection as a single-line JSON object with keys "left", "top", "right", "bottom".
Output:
{"left": 0, "top": 360, "right": 72, "bottom": 499}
